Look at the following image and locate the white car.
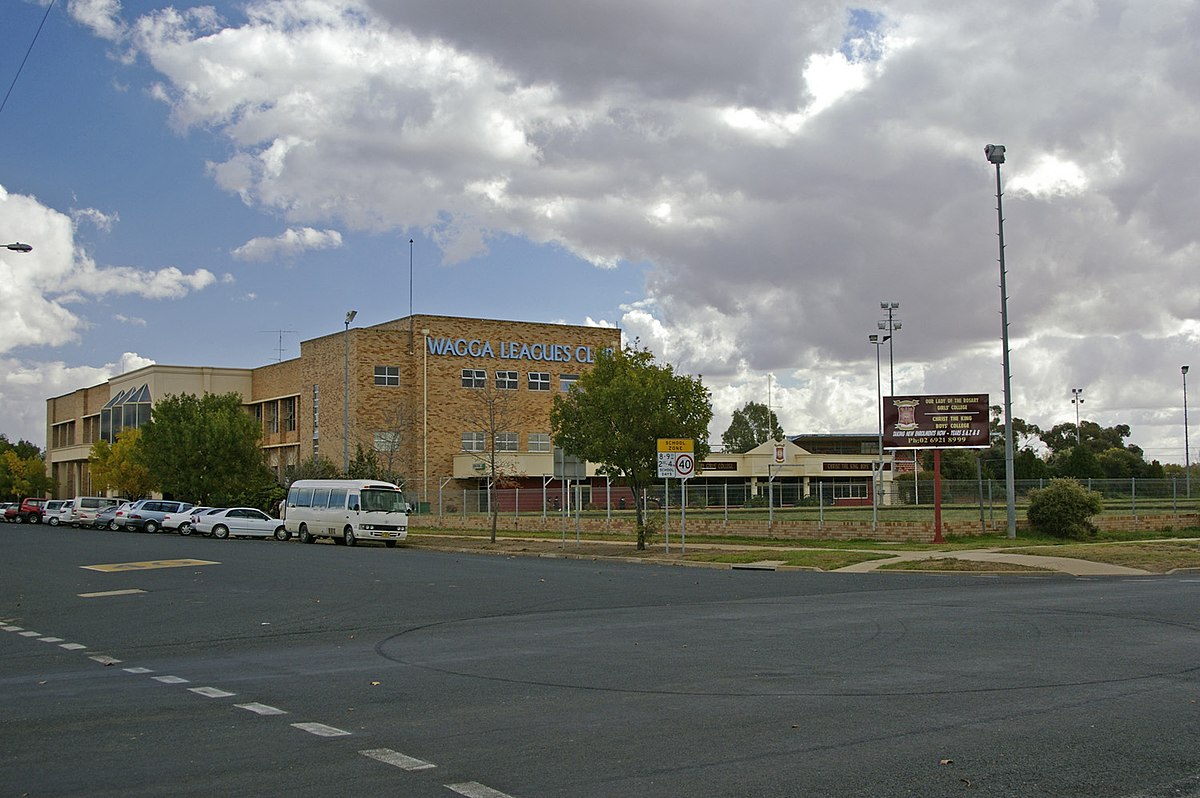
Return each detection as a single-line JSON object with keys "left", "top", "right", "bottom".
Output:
{"left": 165, "top": 506, "right": 213, "bottom": 536}
{"left": 44, "top": 500, "right": 71, "bottom": 526}
{"left": 193, "top": 507, "right": 289, "bottom": 541}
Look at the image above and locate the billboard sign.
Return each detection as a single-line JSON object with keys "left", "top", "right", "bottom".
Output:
{"left": 882, "top": 394, "right": 990, "bottom": 450}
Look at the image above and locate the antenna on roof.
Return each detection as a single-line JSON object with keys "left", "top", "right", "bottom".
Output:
{"left": 259, "top": 330, "right": 298, "bottom": 362}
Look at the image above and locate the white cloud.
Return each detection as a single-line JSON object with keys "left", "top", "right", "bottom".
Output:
{"left": 231, "top": 226, "right": 344, "bottom": 261}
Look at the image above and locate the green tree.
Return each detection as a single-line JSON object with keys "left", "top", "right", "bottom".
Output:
{"left": 88, "top": 429, "right": 154, "bottom": 499}
{"left": 139, "top": 392, "right": 276, "bottom": 506}
{"left": 550, "top": 343, "right": 712, "bottom": 549}
{"left": 1051, "top": 444, "right": 1105, "bottom": 479}
{"left": 1, "top": 449, "right": 51, "bottom": 500}
{"left": 721, "top": 401, "right": 783, "bottom": 453}
{"left": 285, "top": 454, "right": 342, "bottom": 483}
{"left": 1027, "top": 478, "right": 1104, "bottom": 539}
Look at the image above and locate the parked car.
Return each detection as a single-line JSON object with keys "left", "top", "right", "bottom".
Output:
{"left": 5, "top": 498, "right": 47, "bottom": 524}
{"left": 0, "top": 502, "right": 17, "bottom": 522}
{"left": 193, "top": 507, "right": 288, "bottom": 541}
{"left": 170, "top": 506, "right": 214, "bottom": 536}
{"left": 44, "top": 500, "right": 71, "bottom": 526}
{"left": 69, "top": 496, "right": 122, "bottom": 527}
{"left": 123, "top": 499, "right": 194, "bottom": 534}
{"left": 93, "top": 501, "right": 135, "bottom": 530}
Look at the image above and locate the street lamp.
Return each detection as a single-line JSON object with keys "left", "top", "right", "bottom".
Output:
{"left": 985, "top": 143, "right": 1017, "bottom": 539}
{"left": 1070, "top": 388, "right": 1084, "bottom": 445}
{"left": 1183, "top": 366, "right": 1191, "bottom": 498}
{"left": 869, "top": 333, "right": 890, "bottom": 530}
{"left": 878, "top": 301, "right": 901, "bottom": 393}
{"left": 3, "top": 242, "right": 32, "bottom": 252}
{"left": 343, "top": 310, "right": 357, "bottom": 474}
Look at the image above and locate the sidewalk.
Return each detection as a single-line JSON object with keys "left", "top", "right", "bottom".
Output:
{"left": 831, "top": 548, "right": 1151, "bottom": 576}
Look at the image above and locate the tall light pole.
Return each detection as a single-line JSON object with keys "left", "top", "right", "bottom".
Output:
{"left": 408, "top": 238, "right": 415, "bottom": 354}
{"left": 1183, "top": 366, "right": 1191, "bottom": 498}
{"left": 986, "top": 143, "right": 1017, "bottom": 539}
{"left": 1070, "top": 388, "right": 1084, "bottom": 445}
{"left": 878, "top": 301, "right": 901, "bottom": 393}
{"left": 343, "top": 310, "right": 357, "bottom": 474}
{"left": 869, "top": 333, "right": 890, "bottom": 529}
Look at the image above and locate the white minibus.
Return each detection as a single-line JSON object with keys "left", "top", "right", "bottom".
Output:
{"left": 284, "top": 479, "right": 409, "bottom": 548}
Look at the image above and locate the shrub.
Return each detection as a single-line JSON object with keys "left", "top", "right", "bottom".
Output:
{"left": 1026, "top": 478, "right": 1104, "bottom": 540}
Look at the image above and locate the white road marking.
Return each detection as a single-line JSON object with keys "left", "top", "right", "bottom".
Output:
{"left": 2, "top": 625, "right": 23, "bottom": 632}
{"left": 89, "top": 655, "right": 122, "bottom": 665}
{"left": 360, "top": 748, "right": 436, "bottom": 771}
{"left": 291, "top": 722, "right": 351, "bottom": 737}
{"left": 38, "top": 636, "right": 65, "bottom": 643}
{"left": 152, "top": 675, "right": 189, "bottom": 684}
{"left": 59, "top": 643, "right": 87, "bottom": 650}
{"left": 447, "top": 782, "right": 518, "bottom": 798}
{"left": 236, "top": 702, "right": 287, "bottom": 716}
{"left": 78, "top": 589, "right": 147, "bottom": 598}
{"left": 189, "top": 686, "right": 235, "bottom": 698}
{"left": 19, "top": 631, "right": 41, "bottom": 637}
{"left": 123, "top": 667, "right": 153, "bottom": 674}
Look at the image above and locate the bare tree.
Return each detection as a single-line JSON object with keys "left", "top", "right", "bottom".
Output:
{"left": 461, "top": 374, "right": 521, "bottom": 542}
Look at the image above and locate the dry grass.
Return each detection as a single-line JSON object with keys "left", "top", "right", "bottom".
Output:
{"left": 1007, "top": 541, "right": 1200, "bottom": 573}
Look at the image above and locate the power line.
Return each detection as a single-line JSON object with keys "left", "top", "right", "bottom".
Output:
{"left": 1, "top": 0, "right": 56, "bottom": 118}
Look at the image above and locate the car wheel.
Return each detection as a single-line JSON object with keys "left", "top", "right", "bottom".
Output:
{"left": 108, "top": 520, "right": 119, "bottom": 531}
{"left": 384, "top": 540, "right": 397, "bottom": 548}
{"left": 344, "top": 526, "right": 357, "bottom": 547}
{"left": 28, "top": 514, "right": 40, "bottom": 524}
{"left": 143, "top": 520, "right": 159, "bottom": 535}
{"left": 274, "top": 526, "right": 289, "bottom": 541}
{"left": 213, "top": 524, "right": 229, "bottom": 539}
{"left": 48, "top": 517, "right": 59, "bottom": 526}
{"left": 178, "top": 523, "right": 191, "bottom": 536}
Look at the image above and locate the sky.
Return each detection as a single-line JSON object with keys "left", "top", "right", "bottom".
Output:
{"left": 2, "top": 0, "right": 1198, "bottom": 464}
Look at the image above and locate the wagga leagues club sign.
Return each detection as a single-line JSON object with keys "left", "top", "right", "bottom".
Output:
{"left": 426, "top": 336, "right": 598, "bottom": 364}
{"left": 882, "top": 394, "right": 990, "bottom": 449}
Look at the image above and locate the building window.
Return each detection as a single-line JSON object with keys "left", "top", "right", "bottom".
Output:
{"left": 462, "top": 369, "right": 486, "bottom": 389}
{"left": 312, "top": 384, "right": 320, "bottom": 439}
{"left": 283, "top": 397, "right": 296, "bottom": 432}
{"left": 529, "top": 433, "right": 551, "bottom": 453}
{"left": 462, "top": 432, "right": 486, "bottom": 452}
{"left": 267, "top": 402, "right": 279, "bottom": 434}
{"left": 528, "top": 372, "right": 550, "bottom": 391}
{"left": 496, "top": 370, "right": 518, "bottom": 390}
{"left": 374, "top": 366, "right": 400, "bottom": 386}
{"left": 560, "top": 374, "right": 579, "bottom": 392}
{"left": 99, "top": 384, "right": 153, "bottom": 443}
{"left": 833, "top": 482, "right": 868, "bottom": 499}
{"left": 374, "top": 431, "right": 400, "bottom": 452}
{"left": 495, "top": 432, "right": 518, "bottom": 452}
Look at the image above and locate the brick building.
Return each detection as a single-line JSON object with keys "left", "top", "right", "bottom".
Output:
{"left": 45, "top": 314, "right": 621, "bottom": 502}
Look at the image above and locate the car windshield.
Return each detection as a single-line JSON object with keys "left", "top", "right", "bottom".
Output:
{"left": 361, "top": 488, "right": 407, "bottom": 513}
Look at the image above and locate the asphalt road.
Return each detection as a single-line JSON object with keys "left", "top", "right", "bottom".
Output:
{"left": 2, "top": 524, "right": 1199, "bottom": 797}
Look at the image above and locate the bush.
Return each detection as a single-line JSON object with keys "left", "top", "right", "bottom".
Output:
{"left": 1027, "top": 478, "right": 1104, "bottom": 540}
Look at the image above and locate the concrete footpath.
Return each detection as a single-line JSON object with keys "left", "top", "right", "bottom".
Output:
{"left": 831, "top": 548, "right": 1151, "bottom": 576}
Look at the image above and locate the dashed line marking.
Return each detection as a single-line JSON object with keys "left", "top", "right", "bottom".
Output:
{"left": 123, "top": 667, "right": 153, "bottom": 674}
{"left": 2, "top": 625, "right": 23, "bottom": 632}
{"left": 152, "top": 675, "right": 189, "bottom": 685}
{"left": 291, "top": 722, "right": 351, "bottom": 737}
{"left": 89, "top": 655, "right": 122, "bottom": 665}
{"left": 59, "top": 643, "right": 87, "bottom": 651}
{"left": 18, "top": 631, "right": 41, "bottom": 637}
{"left": 360, "top": 748, "right": 436, "bottom": 771}
{"left": 78, "top": 589, "right": 147, "bottom": 598}
{"left": 236, "top": 702, "right": 287, "bottom": 716}
{"left": 38, "top": 636, "right": 65, "bottom": 643}
{"left": 447, "top": 782, "right": 518, "bottom": 798}
{"left": 189, "top": 686, "right": 235, "bottom": 698}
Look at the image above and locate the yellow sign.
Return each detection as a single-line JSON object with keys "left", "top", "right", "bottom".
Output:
{"left": 82, "top": 559, "right": 220, "bottom": 573}
{"left": 657, "top": 438, "right": 694, "bottom": 453}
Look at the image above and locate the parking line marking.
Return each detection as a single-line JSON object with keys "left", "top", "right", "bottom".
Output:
{"left": 189, "top": 686, "right": 235, "bottom": 698}
{"left": 360, "top": 748, "right": 436, "bottom": 771}
{"left": 123, "top": 667, "right": 153, "bottom": 674}
{"left": 18, "top": 631, "right": 41, "bottom": 637}
{"left": 152, "top": 675, "right": 189, "bottom": 684}
{"left": 447, "top": 782, "right": 518, "bottom": 798}
{"left": 60, "top": 643, "right": 87, "bottom": 650}
{"left": 81, "top": 559, "right": 219, "bottom": 573}
{"left": 236, "top": 702, "right": 287, "bottom": 716}
{"left": 2, "top": 625, "right": 23, "bottom": 632}
{"left": 38, "top": 636, "right": 65, "bottom": 643}
{"left": 90, "top": 655, "right": 122, "bottom": 665}
{"left": 78, "top": 589, "right": 147, "bottom": 598}
{"left": 291, "top": 722, "right": 351, "bottom": 737}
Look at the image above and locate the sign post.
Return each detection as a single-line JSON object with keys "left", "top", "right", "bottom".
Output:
{"left": 657, "top": 439, "right": 695, "bottom": 553}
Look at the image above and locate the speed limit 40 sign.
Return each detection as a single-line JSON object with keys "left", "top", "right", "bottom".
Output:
{"left": 657, "top": 439, "right": 695, "bottom": 479}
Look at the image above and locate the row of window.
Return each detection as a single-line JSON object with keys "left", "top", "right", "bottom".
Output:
{"left": 460, "top": 432, "right": 552, "bottom": 453}
{"left": 253, "top": 397, "right": 297, "bottom": 434}
{"left": 371, "top": 365, "right": 578, "bottom": 392}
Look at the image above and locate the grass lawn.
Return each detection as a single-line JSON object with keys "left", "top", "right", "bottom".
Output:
{"left": 1007, "top": 541, "right": 1200, "bottom": 573}
{"left": 878, "top": 558, "right": 1053, "bottom": 573}
{"left": 680, "top": 550, "right": 894, "bottom": 570}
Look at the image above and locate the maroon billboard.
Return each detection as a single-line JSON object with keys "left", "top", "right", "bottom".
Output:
{"left": 882, "top": 394, "right": 990, "bottom": 450}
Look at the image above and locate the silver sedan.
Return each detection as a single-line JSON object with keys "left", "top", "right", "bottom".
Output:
{"left": 193, "top": 508, "right": 289, "bottom": 541}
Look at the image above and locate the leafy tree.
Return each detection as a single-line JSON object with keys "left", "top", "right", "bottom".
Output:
{"left": 1051, "top": 444, "right": 1105, "bottom": 479}
{"left": 1, "top": 449, "right": 51, "bottom": 500}
{"left": 1040, "top": 420, "right": 1133, "bottom": 456}
{"left": 286, "top": 454, "right": 342, "bottom": 483}
{"left": 721, "top": 401, "right": 784, "bottom": 453}
{"left": 139, "top": 392, "right": 276, "bottom": 506}
{"left": 1027, "top": 478, "right": 1103, "bottom": 539}
{"left": 348, "top": 443, "right": 404, "bottom": 485}
{"left": 550, "top": 342, "right": 712, "bottom": 549}
{"left": 88, "top": 429, "right": 154, "bottom": 499}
